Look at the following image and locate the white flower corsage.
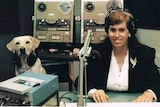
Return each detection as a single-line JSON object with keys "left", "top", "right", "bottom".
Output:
{"left": 130, "top": 57, "right": 137, "bottom": 68}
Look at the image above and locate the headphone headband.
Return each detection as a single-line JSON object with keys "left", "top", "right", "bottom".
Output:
{"left": 105, "top": 8, "right": 137, "bottom": 35}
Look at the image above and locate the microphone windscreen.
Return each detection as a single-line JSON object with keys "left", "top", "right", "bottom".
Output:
{"left": 90, "top": 50, "right": 101, "bottom": 60}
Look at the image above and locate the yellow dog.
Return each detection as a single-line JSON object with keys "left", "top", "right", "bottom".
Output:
{"left": 6, "top": 35, "right": 46, "bottom": 75}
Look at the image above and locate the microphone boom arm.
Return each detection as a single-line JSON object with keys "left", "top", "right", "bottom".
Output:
{"left": 77, "top": 29, "right": 93, "bottom": 107}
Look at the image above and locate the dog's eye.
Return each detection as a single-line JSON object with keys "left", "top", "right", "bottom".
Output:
{"left": 15, "top": 42, "right": 20, "bottom": 45}
{"left": 26, "top": 41, "right": 30, "bottom": 44}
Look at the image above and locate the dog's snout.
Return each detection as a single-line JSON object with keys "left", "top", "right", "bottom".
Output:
{"left": 20, "top": 48, "right": 25, "bottom": 55}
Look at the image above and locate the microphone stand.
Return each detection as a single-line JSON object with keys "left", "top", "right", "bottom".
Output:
{"left": 77, "top": 29, "right": 93, "bottom": 107}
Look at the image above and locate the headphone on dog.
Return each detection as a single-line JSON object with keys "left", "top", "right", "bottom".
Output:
{"left": 105, "top": 8, "right": 137, "bottom": 35}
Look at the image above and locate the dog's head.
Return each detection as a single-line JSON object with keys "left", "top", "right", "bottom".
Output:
{"left": 6, "top": 36, "right": 40, "bottom": 56}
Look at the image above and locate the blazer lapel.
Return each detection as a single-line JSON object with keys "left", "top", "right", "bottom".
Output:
{"left": 128, "top": 48, "right": 138, "bottom": 91}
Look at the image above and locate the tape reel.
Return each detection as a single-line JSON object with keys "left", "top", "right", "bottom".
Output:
{"left": 37, "top": 2, "right": 46, "bottom": 12}
{"left": 84, "top": 2, "right": 95, "bottom": 12}
{"left": 57, "top": 2, "right": 72, "bottom": 15}
{"left": 107, "top": 0, "right": 122, "bottom": 12}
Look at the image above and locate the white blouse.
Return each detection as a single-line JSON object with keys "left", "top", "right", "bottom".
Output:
{"left": 107, "top": 51, "right": 129, "bottom": 91}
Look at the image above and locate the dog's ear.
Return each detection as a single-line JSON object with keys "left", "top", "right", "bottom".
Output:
{"left": 6, "top": 39, "right": 15, "bottom": 53}
{"left": 30, "top": 36, "right": 40, "bottom": 51}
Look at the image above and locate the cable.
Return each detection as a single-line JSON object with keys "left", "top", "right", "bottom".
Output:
{"left": 59, "top": 91, "right": 77, "bottom": 104}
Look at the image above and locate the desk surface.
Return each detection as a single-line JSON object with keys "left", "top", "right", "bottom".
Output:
{"left": 107, "top": 92, "right": 141, "bottom": 102}
{"left": 59, "top": 91, "right": 141, "bottom": 103}
{"left": 59, "top": 91, "right": 160, "bottom": 107}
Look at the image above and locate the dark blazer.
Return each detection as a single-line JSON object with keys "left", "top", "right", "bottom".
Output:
{"left": 86, "top": 37, "right": 160, "bottom": 101}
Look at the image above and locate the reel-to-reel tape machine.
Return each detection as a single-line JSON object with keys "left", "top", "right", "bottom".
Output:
{"left": 33, "top": 0, "right": 74, "bottom": 43}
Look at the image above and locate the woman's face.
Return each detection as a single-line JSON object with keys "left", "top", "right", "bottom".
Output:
{"left": 108, "top": 21, "right": 130, "bottom": 49}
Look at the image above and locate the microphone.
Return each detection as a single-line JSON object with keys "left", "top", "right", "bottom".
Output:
{"left": 90, "top": 50, "right": 101, "bottom": 61}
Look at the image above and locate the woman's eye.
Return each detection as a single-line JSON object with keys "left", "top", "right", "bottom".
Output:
{"left": 110, "top": 28, "right": 116, "bottom": 32}
{"left": 119, "top": 28, "right": 125, "bottom": 32}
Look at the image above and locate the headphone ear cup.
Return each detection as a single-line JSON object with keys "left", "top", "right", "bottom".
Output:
{"left": 132, "top": 26, "right": 137, "bottom": 34}
{"left": 131, "top": 21, "right": 137, "bottom": 34}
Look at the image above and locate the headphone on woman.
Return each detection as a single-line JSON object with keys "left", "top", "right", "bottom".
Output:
{"left": 105, "top": 8, "right": 137, "bottom": 35}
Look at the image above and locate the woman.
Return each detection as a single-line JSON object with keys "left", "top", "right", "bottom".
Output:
{"left": 85, "top": 9, "right": 160, "bottom": 102}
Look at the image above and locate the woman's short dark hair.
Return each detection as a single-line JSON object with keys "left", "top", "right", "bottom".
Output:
{"left": 105, "top": 9, "right": 137, "bottom": 35}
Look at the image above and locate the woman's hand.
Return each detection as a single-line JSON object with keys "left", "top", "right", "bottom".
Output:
{"left": 92, "top": 89, "right": 109, "bottom": 103}
{"left": 73, "top": 48, "right": 80, "bottom": 55}
{"left": 133, "top": 91, "right": 154, "bottom": 102}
